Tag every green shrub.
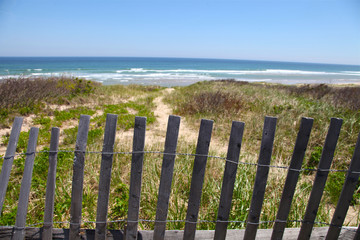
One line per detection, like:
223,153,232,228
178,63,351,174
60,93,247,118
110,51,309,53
303,146,323,175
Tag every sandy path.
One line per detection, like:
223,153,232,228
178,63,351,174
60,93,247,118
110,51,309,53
0,88,227,155
147,88,197,144
113,88,199,151
117,88,199,149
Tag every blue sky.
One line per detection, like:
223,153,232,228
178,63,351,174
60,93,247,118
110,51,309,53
0,0,359,65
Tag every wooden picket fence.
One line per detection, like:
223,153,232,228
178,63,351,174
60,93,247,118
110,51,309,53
0,114,360,240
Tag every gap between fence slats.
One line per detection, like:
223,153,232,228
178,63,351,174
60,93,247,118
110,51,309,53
325,130,360,240
69,115,91,240
271,117,314,240
95,114,118,240
183,119,214,240
244,116,277,240
12,127,39,240
43,127,60,240
0,117,23,213
126,116,147,240
298,117,343,240
214,121,245,240
153,115,181,240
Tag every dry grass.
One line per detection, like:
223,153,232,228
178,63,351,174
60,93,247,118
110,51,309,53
179,91,243,115
1,79,359,230
282,84,360,111
0,76,99,127
165,80,360,225
0,76,98,109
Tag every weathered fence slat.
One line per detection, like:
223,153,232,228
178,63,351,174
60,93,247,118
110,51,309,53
69,115,91,240
153,115,181,240
12,127,39,240
244,116,277,240
43,127,60,240
355,225,360,240
183,119,214,240
271,117,314,240
325,130,360,240
298,117,343,240
126,117,147,240
214,121,245,240
0,117,23,213
95,114,118,240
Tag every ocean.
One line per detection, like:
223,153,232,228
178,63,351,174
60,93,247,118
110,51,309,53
0,57,359,86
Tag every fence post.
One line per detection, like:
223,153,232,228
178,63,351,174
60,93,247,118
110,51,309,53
297,118,343,240
95,114,118,240
126,117,147,240
183,119,213,240
214,121,245,240
12,127,39,240
69,115,91,240
43,127,60,240
271,117,313,240
325,130,360,240
153,115,181,240
0,117,23,214
244,116,277,240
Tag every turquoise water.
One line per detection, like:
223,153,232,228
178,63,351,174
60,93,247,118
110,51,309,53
0,57,359,86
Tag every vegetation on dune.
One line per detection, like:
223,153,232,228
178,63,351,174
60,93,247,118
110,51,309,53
0,78,359,229
165,80,360,221
0,77,161,227
0,76,99,127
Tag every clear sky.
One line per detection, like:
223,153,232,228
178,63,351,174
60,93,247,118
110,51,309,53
0,0,359,65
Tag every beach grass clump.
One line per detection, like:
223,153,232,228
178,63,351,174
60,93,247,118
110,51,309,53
179,90,243,116
0,76,99,127
284,84,360,111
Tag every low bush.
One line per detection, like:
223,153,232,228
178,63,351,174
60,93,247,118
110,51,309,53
0,76,99,126
284,84,360,111
178,90,243,115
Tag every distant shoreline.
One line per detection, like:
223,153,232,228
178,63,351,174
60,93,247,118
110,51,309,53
1,57,359,86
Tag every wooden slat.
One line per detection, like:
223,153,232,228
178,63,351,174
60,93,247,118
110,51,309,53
183,119,213,240
354,225,360,240
126,116,147,240
298,117,343,240
153,115,181,240
12,127,39,240
271,117,314,240
214,121,245,240
0,117,23,213
244,116,277,240
69,115,91,240
43,127,60,240
1,227,356,240
325,130,360,240
95,114,118,240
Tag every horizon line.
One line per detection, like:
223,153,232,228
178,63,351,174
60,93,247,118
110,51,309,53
0,56,359,67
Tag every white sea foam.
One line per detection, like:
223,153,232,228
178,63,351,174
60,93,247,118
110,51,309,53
113,68,340,76
34,69,42,71
1,66,359,86
0,74,19,79
341,71,360,76
116,68,147,73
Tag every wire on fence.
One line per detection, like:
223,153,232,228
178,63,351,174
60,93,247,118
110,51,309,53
3,219,351,233
0,150,356,174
